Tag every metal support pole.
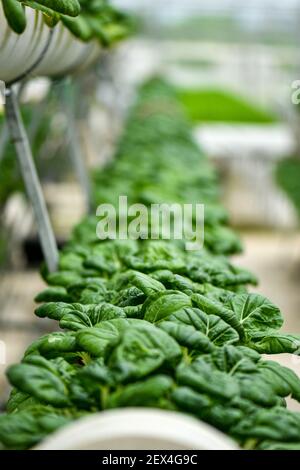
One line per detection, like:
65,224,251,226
0,123,8,163
4,86,59,272
0,83,26,163
61,79,93,213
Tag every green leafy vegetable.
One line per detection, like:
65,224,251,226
224,293,283,337
0,407,75,450
107,320,182,382
2,0,26,34
76,318,130,357
143,291,192,323
106,375,174,408
7,357,71,407
1,79,299,451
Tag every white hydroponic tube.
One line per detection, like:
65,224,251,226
0,4,100,83
35,409,238,450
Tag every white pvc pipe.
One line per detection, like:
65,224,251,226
0,5,100,83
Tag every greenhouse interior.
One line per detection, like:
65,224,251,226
1,0,300,453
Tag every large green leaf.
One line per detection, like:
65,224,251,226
152,270,203,295
191,293,244,337
3,0,26,34
46,271,82,287
250,332,300,355
6,389,40,413
143,290,192,323
224,293,283,336
61,14,93,41
259,441,300,450
108,320,182,381
112,270,165,296
58,252,84,271
106,375,174,408
7,358,71,407
158,321,215,354
60,304,126,331
258,360,300,402
35,302,85,321
176,358,239,400
171,386,211,415
207,346,297,408
24,332,77,358
209,345,258,375
168,307,239,346
231,407,300,442
76,318,130,357
66,278,107,304
35,286,72,303
111,287,146,308
35,302,126,331
123,244,186,273
0,407,75,450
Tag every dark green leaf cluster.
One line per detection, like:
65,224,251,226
1,79,300,450
1,0,132,45
92,80,243,255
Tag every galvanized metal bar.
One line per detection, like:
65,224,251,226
4,86,59,272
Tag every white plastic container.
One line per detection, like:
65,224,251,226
36,408,238,450
0,5,100,83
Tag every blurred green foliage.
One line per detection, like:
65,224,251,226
276,157,300,219
160,15,298,46
176,88,277,124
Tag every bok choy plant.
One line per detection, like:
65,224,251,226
1,79,300,450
